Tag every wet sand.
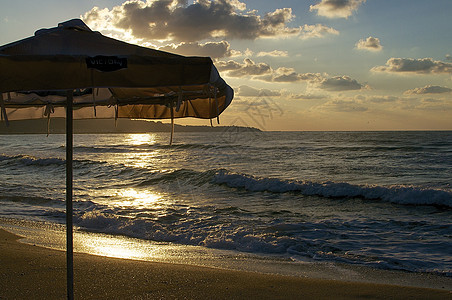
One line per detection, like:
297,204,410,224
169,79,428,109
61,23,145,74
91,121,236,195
0,229,450,299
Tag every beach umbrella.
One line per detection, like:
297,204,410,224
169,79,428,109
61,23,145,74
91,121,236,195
0,19,233,299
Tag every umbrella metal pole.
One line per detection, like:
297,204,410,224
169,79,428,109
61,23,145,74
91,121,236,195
66,90,74,300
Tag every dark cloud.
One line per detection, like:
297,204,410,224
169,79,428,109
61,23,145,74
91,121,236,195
355,36,382,52
310,0,366,19
83,0,303,42
317,76,364,91
372,58,452,74
404,85,452,95
159,41,232,59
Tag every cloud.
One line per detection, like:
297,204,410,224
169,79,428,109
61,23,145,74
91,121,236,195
446,54,452,61
231,48,254,57
236,85,281,97
322,99,368,112
421,98,442,103
372,58,452,74
352,95,399,103
272,67,317,82
260,67,326,83
82,0,305,42
367,95,398,103
404,85,452,95
216,58,271,76
257,50,288,57
310,0,366,19
222,61,327,83
355,36,382,52
300,24,339,39
216,58,365,91
418,98,452,111
159,41,232,59
290,94,327,100
317,76,365,91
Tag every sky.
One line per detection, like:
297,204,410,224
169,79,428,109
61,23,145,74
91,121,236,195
1,0,451,131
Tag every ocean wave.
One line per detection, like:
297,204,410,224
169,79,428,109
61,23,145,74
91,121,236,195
130,168,452,208
0,153,113,170
0,195,62,206
135,169,218,187
0,154,65,166
73,209,303,253
72,208,451,276
212,170,452,208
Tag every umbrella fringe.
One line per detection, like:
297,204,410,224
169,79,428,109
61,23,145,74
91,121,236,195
91,70,97,117
0,93,9,127
92,89,97,117
44,103,55,136
208,92,213,127
169,100,174,146
214,87,220,125
115,105,118,127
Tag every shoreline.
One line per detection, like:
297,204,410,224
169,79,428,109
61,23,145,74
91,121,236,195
1,228,451,299
2,218,452,290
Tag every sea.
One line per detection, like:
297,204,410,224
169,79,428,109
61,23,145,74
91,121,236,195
1,131,451,286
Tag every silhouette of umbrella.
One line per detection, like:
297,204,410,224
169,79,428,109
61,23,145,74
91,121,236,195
0,19,233,299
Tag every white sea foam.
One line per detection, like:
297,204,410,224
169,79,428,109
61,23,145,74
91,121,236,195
69,206,452,277
212,170,452,207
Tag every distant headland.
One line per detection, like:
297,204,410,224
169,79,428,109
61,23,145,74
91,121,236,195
0,118,261,134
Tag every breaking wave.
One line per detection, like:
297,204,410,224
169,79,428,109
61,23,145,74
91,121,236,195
212,170,452,208
72,203,452,276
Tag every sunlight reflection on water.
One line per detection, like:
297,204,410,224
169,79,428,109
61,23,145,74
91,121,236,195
126,133,157,146
114,188,163,209
76,232,161,260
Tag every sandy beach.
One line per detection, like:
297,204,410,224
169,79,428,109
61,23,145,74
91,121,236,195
0,229,450,299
